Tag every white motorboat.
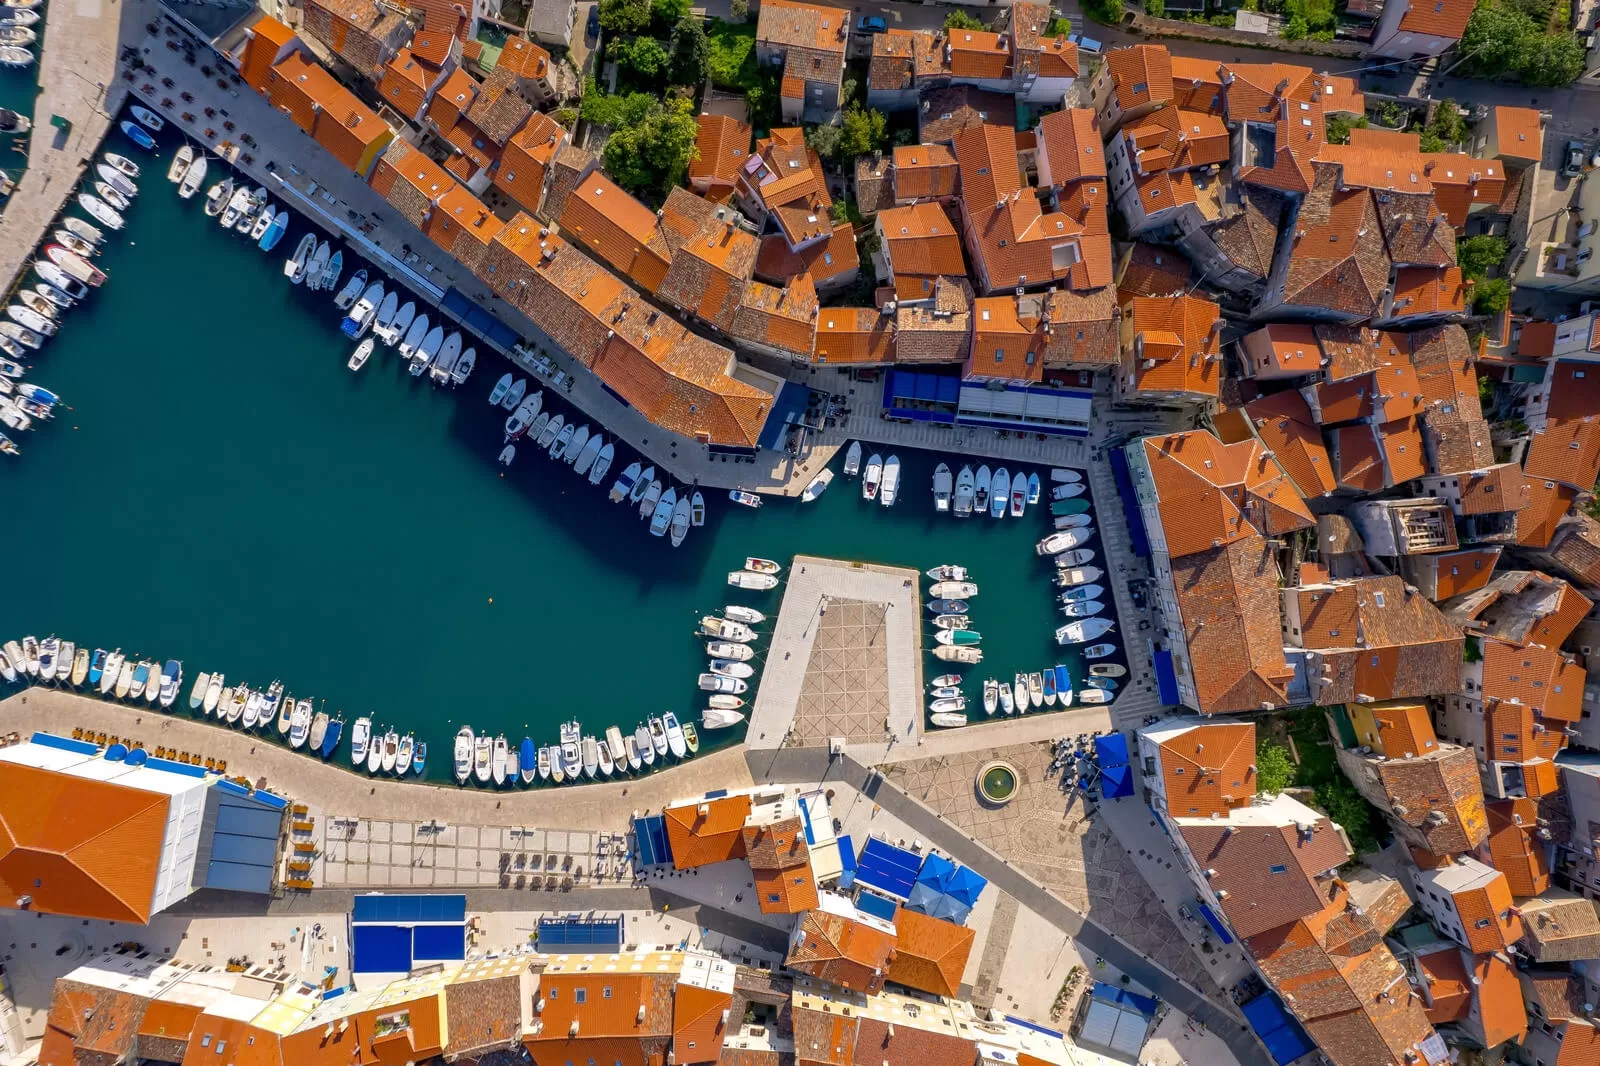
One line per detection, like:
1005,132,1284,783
580,734,600,779
982,679,998,715
489,373,514,406
371,291,398,337
725,604,765,625
1091,663,1128,678
1055,549,1097,568
650,487,678,537
158,660,181,708
18,290,57,320
1010,476,1028,518
802,469,834,502
1056,617,1115,645
707,641,753,661
320,250,343,292
843,440,862,476
699,673,748,694
409,325,444,374
702,706,745,729
930,697,966,715
96,164,137,200
636,476,664,519
1060,600,1105,618
498,444,516,466
729,489,762,508
396,734,415,775
430,331,463,385
929,580,978,599
289,700,313,749
728,570,778,590
700,614,754,642
573,432,604,476
202,670,223,713
348,338,374,371
77,193,124,230
710,659,754,679
932,462,952,511
98,650,124,694
990,469,1010,518
384,302,416,347
549,420,576,459
188,670,210,710
6,304,55,336
1075,689,1111,705
31,283,72,311
204,177,233,218
505,393,542,439
537,413,565,450
452,347,476,387
351,716,372,766
285,233,316,282
691,491,706,526
635,724,656,767
1054,513,1094,529
37,637,58,681
474,733,493,782
343,283,384,340
862,453,883,500
588,441,615,485
219,185,250,229
1037,529,1092,555
562,423,590,464
0,323,40,351
1059,583,1106,603
953,465,976,517
623,735,643,771
304,242,330,291
92,181,130,212
453,726,474,783
61,217,104,245
53,230,98,259
664,713,688,758
333,268,368,310
608,457,640,499
224,684,248,723
933,645,982,664
234,190,264,233
178,153,207,199
500,377,528,412
130,104,165,131
1051,468,1083,483
1012,674,1030,712
104,151,140,179
669,491,692,546
931,712,967,728
164,145,192,182
241,689,262,728
927,564,968,581
1052,483,1087,500
973,465,991,513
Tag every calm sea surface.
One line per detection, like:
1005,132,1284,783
0,125,1117,781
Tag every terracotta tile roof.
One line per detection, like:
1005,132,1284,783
411,0,470,65
1331,424,1384,491
1375,414,1428,484
743,816,818,914
1116,242,1190,299
1397,0,1473,40
895,276,973,364
1321,75,1365,117
1309,359,1425,425
496,34,550,81
1520,895,1600,962
1390,266,1466,318
919,87,1015,145
757,0,850,58
1141,430,1314,558
1521,970,1588,1022
1485,798,1551,897
1526,418,1600,491
691,114,753,192
1036,108,1104,188
527,969,674,1063
1179,814,1349,939
1515,476,1577,550
1168,54,1223,112
1124,293,1222,398
787,907,896,992
1103,44,1173,113
884,909,973,997
1123,104,1229,173
378,49,434,119
560,171,673,293
1282,171,1390,318
792,1002,859,1066
1545,359,1600,424
371,138,458,230
1416,948,1471,1024
1371,702,1438,759
850,1014,973,1066
1156,721,1257,817
1469,951,1526,1048
303,0,406,76
660,220,760,332
1242,390,1336,498
891,144,959,201
267,52,392,172
493,111,565,214
42,980,151,1066
674,980,733,1064
1207,185,1284,282
1320,132,1505,230
1374,192,1456,268
1481,638,1585,722
445,966,526,1059
434,184,502,271
239,16,297,95
592,331,775,449
755,223,858,289
814,308,894,364
663,796,754,868
1449,867,1523,954
1313,324,1394,382
1494,105,1543,163
868,28,917,92
730,275,819,358
947,28,1011,80
1371,742,1486,856
1032,33,1079,78
879,202,967,279
0,761,171,922
463,66,533,145
1167,538,1296,714
1242,322,1319,377
854,156,894,218
1428,547,1501,599
1037,287,1119,366
427,67,477,129
969,295,1043,382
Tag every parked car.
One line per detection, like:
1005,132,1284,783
1069,31,1102,53
856,15,887,32
586,4,600,39
1564,141,1587,177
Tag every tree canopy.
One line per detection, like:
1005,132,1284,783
944,9,986,30
652,0,690,27
670,17,711,86
839,104,888,158
1255,740,1297,795
599,0,651,34
601,92,701,198
1459,0,1586,86
1458,234,1509,280
609,35,670,85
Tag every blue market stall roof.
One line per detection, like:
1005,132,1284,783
539,915,624,949
197,781,286,894
1241,992,1314,1065
855,837,923,900
837,833,857,888
1100,764,1135,799
904,853,987,924
1153,649,1181,707
1196,902,1235,945
1094,733,1130,768
1077,982,1158,1059
351,893,468,974
1107,449,1151,558
634,814,672,867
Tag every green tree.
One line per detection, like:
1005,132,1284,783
599,0,652,33
1472,276,1512,315
1145,0,1165,16
1084,0,1124,22
609,35,670,83
944,9,986,30
1458,234,1509,280
670,17,710,85
652,0,689,27
1313,780,1383,855
838,104,888,158
1460,0,1530,75
1255,740,1297,794
1518,30,1587,85
602,93,701,196
1430,98,1467,146
1283,13,1307,36
806,122,843,159
580,79,659,126
1046,14,1072,33
729,0,748,19
1326,114,1369,144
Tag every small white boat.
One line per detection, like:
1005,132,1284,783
371,291,399,338
1052,483,1087,500
930,580,978,599
498,444,516,466
289,700,313,749
158,660,181,708
1055,549,1097,568
285,233,316,282
539,744,553,780
38,636,58,681
581,735,600,779
635,724,656,766
1059,600,1106,618
745,557,781,575
703,706,746,729
451,348,476,387
927,564,968,581
1057,617,1115,645
537,413,565,451
691,491,706,526
701,615,755,642
610,460,642,503
379,730,399,773
384,301,416,347
932,463,952,512
710,659,754,679
1010,477,1028,518
396,734,415,775
204,177,234,218
862,453,883,500
729,489,762,508
606,726,628,775
517,409,549,445
650,486,678,537
177,153,207,199
664,713,688,758
562,423,591,464
669,492,692,546
6,304,55,336
1051,468,1083,483
475,733,493,782
76,194,124,231
203,670,223,713
397,312,429,358
637,477,664,518
429,332,463,384
843,441,862,476
990,469,1010,518
53,231,98,259
933,645,982,664
304,242,330,291
454,726,474,783
333,269,368,311
250,204,277,241
344,282,384,340
954,466,975,517
351,717,372,767
587,442,615,485
219,185,250,229
163,146,189,183
930,697,966,715
61,217,104,246
366,730,385,772
1055,513,1094,529
95,164,137,200
320,249,344,292
699,673,748,694
1038,530,1092,555
983,679,998,715
1059,584,1106,603
348,338,374,371
707,641,753,661
931,712,967,729
725,604,766,625
189,670,210,709
1013,674,1030,712
92,181,130,212
1076,689,1111,705
130,104,165,131
729,570,778,590
974,465,991,513
18,290,57,320
802,469,834,502
500,378,528,413
489,373,514,406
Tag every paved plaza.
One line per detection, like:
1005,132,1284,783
320,819,632,890
791,599,895,747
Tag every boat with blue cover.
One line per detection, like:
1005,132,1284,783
321,716,343,758
258,211,288,251
118,121,155,150
520,738,536,784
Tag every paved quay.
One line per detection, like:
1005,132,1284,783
0,0,128,291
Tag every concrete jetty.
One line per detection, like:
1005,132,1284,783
0,0,127,291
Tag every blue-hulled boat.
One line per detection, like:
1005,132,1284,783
87,648,106,687
1053,664,1071,695
319,715,343,758
118,121,155,150
413,740,427,775
1042,669,1056,704
259,212,288,252
520,738,536,784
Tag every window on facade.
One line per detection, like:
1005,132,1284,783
603,987,612,999
576,989,587,1003
1475,918,1492,929
1269,864,1287,874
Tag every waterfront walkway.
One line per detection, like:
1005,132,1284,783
0,0,127,291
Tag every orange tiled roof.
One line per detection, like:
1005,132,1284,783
886,909,974,997
0,761,170,922
1481,638,1585,723
560,171,673,293
892,143,960,201
674,980,732,1065
1397,0,1473,40
496,34,550,81
755,223,859,289
1141,430,1313,558
1484,798,1550,897
814,308,894,364
378,49,433,119
742,817,818,915
787,907,897,993
493,111,565,214
969,295,1043,383
756,0,850,56
690,114,753,192
1429,547,1501,599
267,51,390,172
1282,169,1390,319
238,15,296,94
1102,44,1172,113
1125,292,1221,398
947,29,1011,80
1242,390,1336,498
1472,951,1527,1048
879,202,967,278
1390,266,1466,318
1157,720,1256,816
1243,322,1320,376
1452,868,1523,954
664,795,754,868
1525,418,1600,491
1036,108,1105,187
1494,105,1543,161
1417,948,1471,1024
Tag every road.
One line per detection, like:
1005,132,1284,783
747,749,1274,1066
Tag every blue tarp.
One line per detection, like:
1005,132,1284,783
440,289,520,352
756,381,811,451
1095,733,1130,768
539,916,625,949
1241,993,1315,1065
634,815,672,867
352,925,412,974
1107,449,1151,558
914,853,956,888
352,894,467,924
1101,764,1135,799
1091,982,1158,1019
1153,650,1180,707
855,838,922,900
837,833,856,888
413,924,467,961
855,892,899,922
1196,903,1235,945
31,732,98,754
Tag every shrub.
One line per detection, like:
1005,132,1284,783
706,18,757,89
1256,740,1296,794
1458,234,1509,280
1145,0,1165,16
1326,114,1369,144
652,0,689,27
806,123,842,159
839,104,888,158
944,10,986,30
1046,14,1072,33
1472,277,1512,315
729,0,748,18
599,0,651,34
609,35,670,85
1084,0,1125,21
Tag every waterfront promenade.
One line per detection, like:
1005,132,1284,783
0,0,127,292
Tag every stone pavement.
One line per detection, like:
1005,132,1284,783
0,0,128,291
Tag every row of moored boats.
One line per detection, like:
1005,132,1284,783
0,0,40,70
451,712,704,787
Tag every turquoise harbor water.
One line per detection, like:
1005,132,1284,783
0,126,1120,781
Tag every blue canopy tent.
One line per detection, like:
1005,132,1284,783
855,838,922,900
944,865,987,908
1241,993,1314,1065
1101,764,1135,799
1094,733,1130,768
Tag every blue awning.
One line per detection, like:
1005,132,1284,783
1095,733,1129,768
352,893,466,924
1196,902,1235,944
125,747,148,766
633,815,672,867
539,916,625,948
856,837,921,900
855,892,899,922
914,853,955,888
1101,764,1135,799
352,925,412,974
1241,992,1315,1065
1153,650,1180,707
1107,449,1151,558
944,865,986,906
30,732,98,754
413,924,467,961
756,380,811,451
837,833,856,888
